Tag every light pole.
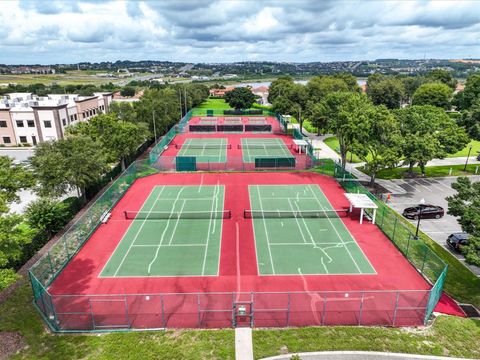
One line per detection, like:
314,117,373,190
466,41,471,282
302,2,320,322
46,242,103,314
152,110,157,145
414,198,425,240
464,144,473,171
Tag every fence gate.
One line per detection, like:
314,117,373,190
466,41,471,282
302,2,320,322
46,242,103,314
89,297,130,330
176,156,196,171
233,302,253,327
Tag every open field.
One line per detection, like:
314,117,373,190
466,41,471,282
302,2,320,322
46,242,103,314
0,70,148,86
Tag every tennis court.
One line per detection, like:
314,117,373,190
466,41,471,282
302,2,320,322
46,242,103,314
241,138,294,163
248,184,376,275
100,185,228,277
176,138,229,163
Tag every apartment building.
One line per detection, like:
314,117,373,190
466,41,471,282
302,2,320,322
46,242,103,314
0,92,112,146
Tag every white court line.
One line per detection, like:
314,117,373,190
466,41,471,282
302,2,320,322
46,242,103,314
256,185,276,274
113,186,166,276
132,244,205,247
286,198,309,244
290,198,333,264
147,187,186,274
201,183,220,275
307,184,362,274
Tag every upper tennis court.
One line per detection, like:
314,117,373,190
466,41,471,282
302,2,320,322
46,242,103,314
241,138,294,163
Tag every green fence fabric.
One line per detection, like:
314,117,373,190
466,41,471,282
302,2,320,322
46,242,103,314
176,156,197,171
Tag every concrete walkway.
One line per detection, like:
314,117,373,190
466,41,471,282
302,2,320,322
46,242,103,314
261,351,476,360
236,328,254,360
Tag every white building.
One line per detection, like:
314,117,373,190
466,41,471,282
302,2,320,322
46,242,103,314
0,92,113,146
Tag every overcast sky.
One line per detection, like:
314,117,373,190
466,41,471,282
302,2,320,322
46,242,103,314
1,0,480,65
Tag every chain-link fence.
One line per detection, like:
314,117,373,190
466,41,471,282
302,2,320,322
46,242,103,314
327,161,448,323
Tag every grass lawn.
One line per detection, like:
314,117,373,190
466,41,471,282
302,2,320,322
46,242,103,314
253,316,480,359
1,278,479,360
323,136,373,163
0,280,235,360
360,164,480,180
448,140,480,158
196,98,233,110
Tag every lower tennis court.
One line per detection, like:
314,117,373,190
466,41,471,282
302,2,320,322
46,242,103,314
176,138,228,163
241,138,294,163
100,185,228,277
248,184,376,275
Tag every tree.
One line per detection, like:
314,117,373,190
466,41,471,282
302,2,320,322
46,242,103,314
30,136,108,202
306,75,350,103
394,105,469,175
120,86,136,97
0,156,34,213
401,76,427,103
446,177,480,266
455,74,480,110
366,77,405,109
425,69,457,90
412,83,453,109
268,76,294,104
271,83,308,132
225,87,256,109
25,198,72,237
319,92,372,170
458,98,480,140
68,114,149,170
0,214,34,268
354,105,403,185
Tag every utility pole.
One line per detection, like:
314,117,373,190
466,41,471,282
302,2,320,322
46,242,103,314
152,110,157,144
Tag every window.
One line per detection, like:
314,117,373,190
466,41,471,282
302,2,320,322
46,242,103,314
16,120,24,127
27,120,35,127
62,119,66,126
19,136,27,143
0,121,7,127
2,136,11,144
70,115,74,122
44,120,52,128
74,114,78,121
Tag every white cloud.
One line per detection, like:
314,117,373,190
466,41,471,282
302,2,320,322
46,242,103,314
0,0,479,64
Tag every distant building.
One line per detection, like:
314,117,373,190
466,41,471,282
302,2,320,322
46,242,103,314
251,86,270,105
209,87,235,97
0,92,112,146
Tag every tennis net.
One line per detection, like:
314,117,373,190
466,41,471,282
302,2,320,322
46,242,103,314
175,144,232,149
244,209,348,219
238,144,293,149
125,210,232,220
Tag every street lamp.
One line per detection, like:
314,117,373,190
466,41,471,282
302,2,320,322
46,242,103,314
464,144,473,171
414,198,425,240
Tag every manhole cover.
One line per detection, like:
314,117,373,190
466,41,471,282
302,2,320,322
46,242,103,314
459,304,480,318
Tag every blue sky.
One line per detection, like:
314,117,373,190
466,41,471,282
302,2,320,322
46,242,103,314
1,0,480,65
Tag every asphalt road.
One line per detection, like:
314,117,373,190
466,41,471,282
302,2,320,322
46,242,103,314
387,176,480,276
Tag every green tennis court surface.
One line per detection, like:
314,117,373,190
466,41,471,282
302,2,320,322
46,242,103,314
248,184,376,275
177,138,228,163
241,138,294,163
100,185,225,277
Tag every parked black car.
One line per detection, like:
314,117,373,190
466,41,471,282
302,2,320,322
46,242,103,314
402,204,444,220
446,232,469,252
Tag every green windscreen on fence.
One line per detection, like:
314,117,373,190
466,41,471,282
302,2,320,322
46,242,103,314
255,157,296,168
176,156,196,171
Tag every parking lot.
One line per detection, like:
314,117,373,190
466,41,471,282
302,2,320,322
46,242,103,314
387,176,480,276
